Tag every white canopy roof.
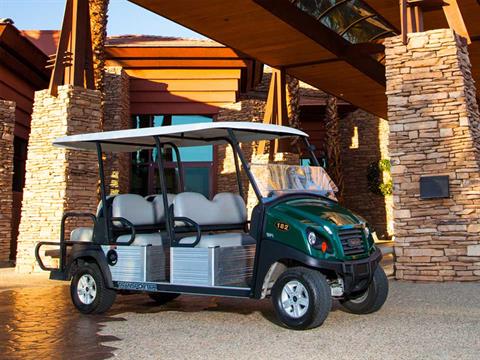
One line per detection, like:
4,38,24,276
53,121,308,152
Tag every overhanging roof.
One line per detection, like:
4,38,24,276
53,121,308,152
130,0,390,117
130,0,480,119
0,24,50,89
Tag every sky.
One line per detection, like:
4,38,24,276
1,0,205,38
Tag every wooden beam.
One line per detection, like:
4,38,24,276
401,0,408,44
344,43,386,58
413,5,424,32
407,0,446,12
0,47,48,90
48,0,72,96
0,24,50,80
105,58,250,68
48,0,95,96
254,0,386,87
400,0,426,44
124,68,242,80
442,0,471,44
257,68,289,155
105,47,247,59
400,0,470,45
84,5,95,90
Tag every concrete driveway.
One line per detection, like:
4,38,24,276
0,271,479,360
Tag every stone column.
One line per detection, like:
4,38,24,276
385,29,480,281
103,66,131,194
0,100,15,265
16,86,102,273
340,109,393,239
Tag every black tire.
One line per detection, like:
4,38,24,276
271,267,332,330
340,265,389,314
70,262,116,314
148,292,180,305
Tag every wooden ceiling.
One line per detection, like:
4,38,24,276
129,0,479,119
129,0,389,118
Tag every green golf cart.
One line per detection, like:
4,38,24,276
35,121,388,330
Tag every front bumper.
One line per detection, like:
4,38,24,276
318,248,383,295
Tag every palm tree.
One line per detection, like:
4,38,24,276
88,0,109,198
89,0,109,97
286,74,301,129
325,95,343,201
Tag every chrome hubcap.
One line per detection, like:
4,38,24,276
281,280,309,319
77,274,97,305
349,288,369,304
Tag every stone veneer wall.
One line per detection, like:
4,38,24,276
16,86,102,273
385,29,480,281
0,100,15,264
104,67,131,194
340,109,393,238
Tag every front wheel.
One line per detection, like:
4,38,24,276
271,267,332,330
340,265,389,314
70,262,116,314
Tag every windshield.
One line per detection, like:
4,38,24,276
250,164,338,200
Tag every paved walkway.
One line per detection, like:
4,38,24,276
0,269,479,360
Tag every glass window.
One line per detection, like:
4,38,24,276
171,115,213,162
184,167,211,196
292,0,395,49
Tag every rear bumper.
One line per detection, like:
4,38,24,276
318,248,383,295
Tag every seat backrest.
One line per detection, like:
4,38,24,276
146,194,176,223
96,195,116,218
112,194,155,226
173,192,247,226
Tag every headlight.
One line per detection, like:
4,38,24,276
364,226,370,238
307,231,317,246
307,230,332,253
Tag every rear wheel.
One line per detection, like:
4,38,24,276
340,265,389,314
70,262,116,314
272,267,332,330
148,292,180,305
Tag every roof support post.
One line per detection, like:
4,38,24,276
48,0,95,96
154,136,175,243
96,142,112,243
257,68,289,156
442,0,471,44
400,0,425,45
400,0,470,45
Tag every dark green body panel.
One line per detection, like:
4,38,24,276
263,197,375,262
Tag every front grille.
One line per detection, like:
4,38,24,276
338,227,366,256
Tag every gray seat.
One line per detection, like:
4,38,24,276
70,227,94,242
146,194,176,223
69,194,168,246
69,196,117,242
174,192,254,248
173,192,247,226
